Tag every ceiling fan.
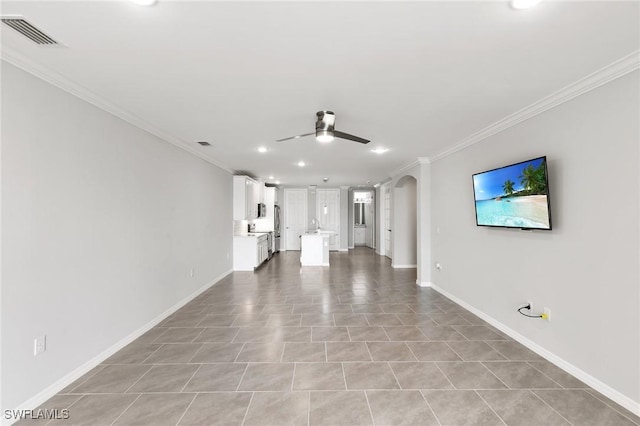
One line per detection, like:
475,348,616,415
276,111,370,144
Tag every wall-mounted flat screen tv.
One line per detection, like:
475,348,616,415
472,156,552,230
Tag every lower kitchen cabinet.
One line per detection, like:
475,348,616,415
233,235,269,271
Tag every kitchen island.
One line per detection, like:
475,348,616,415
300,232,332,266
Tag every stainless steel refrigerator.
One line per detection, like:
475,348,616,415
274,204,281,253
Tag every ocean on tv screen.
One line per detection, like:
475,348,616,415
475,196,550,228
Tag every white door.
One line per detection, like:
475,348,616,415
384,187,392,258
316,189,340,250
284,189,307,251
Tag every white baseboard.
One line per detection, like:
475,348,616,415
348,245,355,249
8,269,232,424
338,249,348,252
429,283,640,417
392,264,416,269
416,280,433,287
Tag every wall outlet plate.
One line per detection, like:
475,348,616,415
34,335,46,356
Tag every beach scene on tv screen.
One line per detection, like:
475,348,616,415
473,157,550,229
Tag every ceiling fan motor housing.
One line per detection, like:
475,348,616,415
316,111,335,140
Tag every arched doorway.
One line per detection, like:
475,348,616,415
392,175,417,268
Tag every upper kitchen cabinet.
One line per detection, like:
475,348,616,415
233,176,263,220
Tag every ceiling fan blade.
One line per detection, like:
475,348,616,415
275,132,315,142
334,130,370,144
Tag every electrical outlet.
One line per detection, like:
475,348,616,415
543,307,551,321
435,262,442,271
190,268,194,278
34,335,46,356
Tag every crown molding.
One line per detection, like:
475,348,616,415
1,47,234,174
390,159,419,179
428,50,640,163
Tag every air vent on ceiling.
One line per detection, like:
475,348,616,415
197,141,211,146
1,17,59,45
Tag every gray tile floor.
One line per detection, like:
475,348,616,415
20,249,640,425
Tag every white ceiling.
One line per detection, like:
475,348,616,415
2,1,638,186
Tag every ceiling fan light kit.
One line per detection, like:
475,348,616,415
277,111,370,144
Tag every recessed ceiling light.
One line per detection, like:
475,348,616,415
323,177,329,182
269,176,275,180
129,0,157,6
275,181,280,184
371,147,388,154
297,161,306,167
511,0,542,10
258,147,268,153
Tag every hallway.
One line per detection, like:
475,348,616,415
22,248,639,425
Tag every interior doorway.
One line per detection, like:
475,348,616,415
384,186,392,259
352,190,375,250
392,176,417,268
316,188,340,250
283,188,307,251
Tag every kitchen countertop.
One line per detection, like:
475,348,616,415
235,232,271,237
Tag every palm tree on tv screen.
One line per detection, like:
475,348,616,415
520,164,537,191
502,179,515,196
519,160,547,195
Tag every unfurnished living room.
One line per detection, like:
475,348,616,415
1,1,639,425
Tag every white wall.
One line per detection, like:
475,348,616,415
1,63,233,411
430,72,639,407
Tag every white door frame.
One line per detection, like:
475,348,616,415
351,189,375,250
316,188,340,250
381,184,392,259
283,188,308,251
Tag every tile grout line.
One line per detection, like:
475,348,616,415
233,343,247,363
473,390,508,426
386,361,403,390
583,389,640,425
109,393,143,426
185,343,205,364
122,365,154,394
417,390,443,426
240,392,255,426
363,389,377,426
235,363,250,391
443,342,465,362
528,389,576,426
139,344,166,364
478,361,517,390
179,364,203,393
173,392,198,426
291,362,297,392
432,362,457,390
525,360,571,389
340,362,348,390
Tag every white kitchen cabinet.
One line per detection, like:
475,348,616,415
233,176,262,220
233,234,268,271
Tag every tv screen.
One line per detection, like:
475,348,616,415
472,156,552,230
